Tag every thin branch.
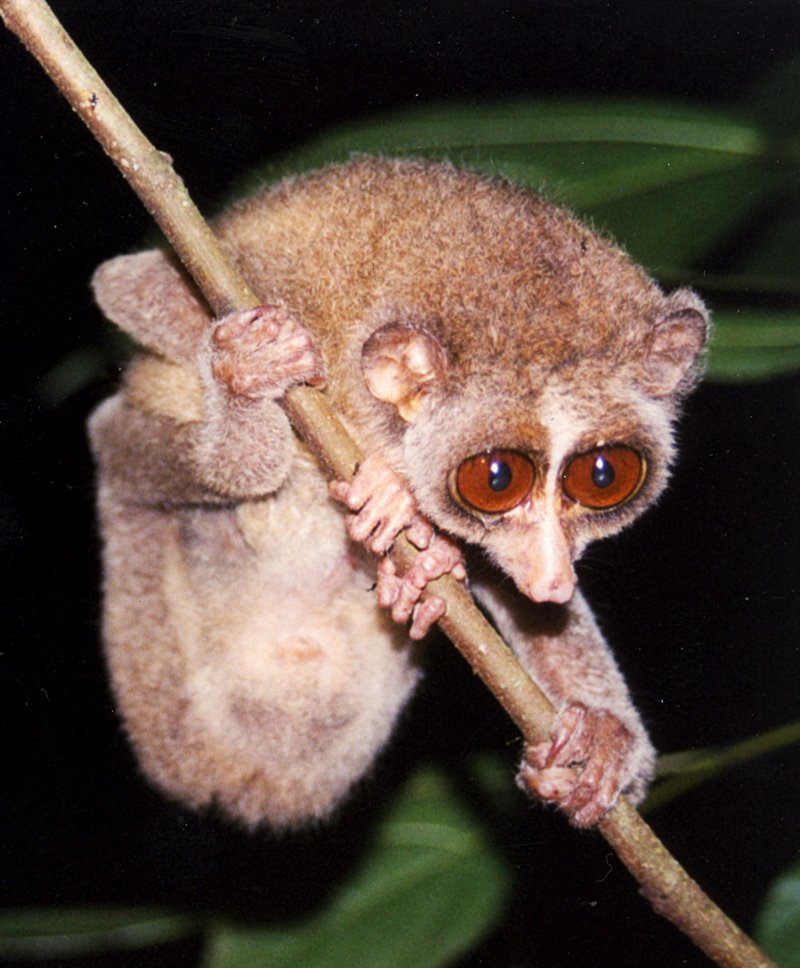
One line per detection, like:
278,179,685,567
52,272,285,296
0,2,776,966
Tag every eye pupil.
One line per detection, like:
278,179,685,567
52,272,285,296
591,455,615,489
489,459,512,491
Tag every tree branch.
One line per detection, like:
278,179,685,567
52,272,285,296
0,2,776,965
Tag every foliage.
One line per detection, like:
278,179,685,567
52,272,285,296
2,725,796,963
0,908,200,960
201,769,512,968
756,860,800,968
0,767,512,965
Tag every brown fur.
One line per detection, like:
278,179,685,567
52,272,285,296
89,157,708,828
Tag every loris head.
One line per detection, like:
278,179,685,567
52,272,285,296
330,160,710,605
361,287,706,604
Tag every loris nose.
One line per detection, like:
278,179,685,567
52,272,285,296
522,514,576,604
525,569,575,605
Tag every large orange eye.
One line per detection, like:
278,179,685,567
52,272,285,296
454,449,535,514
562,446,644,510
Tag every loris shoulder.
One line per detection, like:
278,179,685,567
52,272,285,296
89,156,708,829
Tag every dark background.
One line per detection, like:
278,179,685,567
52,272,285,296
1,1,799,966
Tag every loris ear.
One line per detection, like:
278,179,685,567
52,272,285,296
640,289,709,397
361,321,449,422
92,249,211,363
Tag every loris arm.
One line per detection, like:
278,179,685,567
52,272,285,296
470,567,655,827
90,250,323,507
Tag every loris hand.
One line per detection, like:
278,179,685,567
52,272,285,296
517,703,640,828
211,304,325,399
329,456,466,638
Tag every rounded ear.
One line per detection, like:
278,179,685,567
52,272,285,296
640,289,709,397
361,321,448,422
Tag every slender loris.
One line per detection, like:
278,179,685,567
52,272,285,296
89,156,708,829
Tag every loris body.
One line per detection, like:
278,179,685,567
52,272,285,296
89,157,707,829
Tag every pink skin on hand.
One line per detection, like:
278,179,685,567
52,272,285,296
517,702,635,828
211,304,325,399
329,456,466,638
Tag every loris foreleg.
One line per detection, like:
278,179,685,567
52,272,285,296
471,573,656,828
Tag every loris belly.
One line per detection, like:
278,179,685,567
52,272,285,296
90,156,708,829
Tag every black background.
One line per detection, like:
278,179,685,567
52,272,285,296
1,2,799,966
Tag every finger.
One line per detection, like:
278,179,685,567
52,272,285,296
347,457,403,510
347,507,384,544
213,307,270,344
523,740,551,771
405,515,433,550
391,574,424,624
408,595,446,639
524,765,577,802
547,703,591,767
376,557,401,607
364,515,401,554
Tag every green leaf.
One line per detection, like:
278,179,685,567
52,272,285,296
203,767,512,968
38,345,108,405
249,97,765,179
707,310,800,382
756,860,800,968
584,161,775,269
0,908,199,960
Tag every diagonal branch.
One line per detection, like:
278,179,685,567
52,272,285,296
0,2,776,966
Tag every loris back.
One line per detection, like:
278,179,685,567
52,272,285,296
90,157,707,829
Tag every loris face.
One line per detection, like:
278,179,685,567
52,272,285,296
406,381,668,605
359,293,705,606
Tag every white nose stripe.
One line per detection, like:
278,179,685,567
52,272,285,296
525,513,575,604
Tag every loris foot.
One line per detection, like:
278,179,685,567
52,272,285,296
517,703,639,828
375,535,465,639
211,304,325,399
329,456,466,638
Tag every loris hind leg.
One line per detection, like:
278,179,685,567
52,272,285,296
115,559,422,829
330,456,466,639
203,619,419,827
